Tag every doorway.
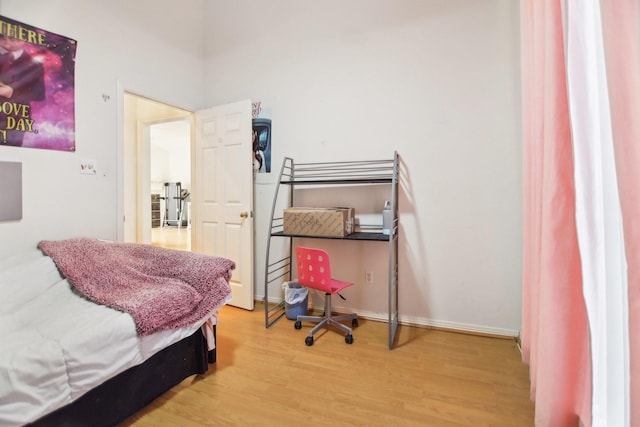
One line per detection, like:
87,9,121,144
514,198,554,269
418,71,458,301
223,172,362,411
122,92,192,250
150,120,191,251
121,94,256,310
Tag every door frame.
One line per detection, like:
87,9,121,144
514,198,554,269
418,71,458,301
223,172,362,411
116,85,256,310
116,83,192,244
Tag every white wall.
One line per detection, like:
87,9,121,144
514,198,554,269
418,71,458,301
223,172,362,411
0,0,523,335
0,0,206,255
204,0,523,334
150,121,191,191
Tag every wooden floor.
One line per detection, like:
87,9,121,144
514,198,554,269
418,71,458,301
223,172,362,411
121,303,534,426
151,226,190,251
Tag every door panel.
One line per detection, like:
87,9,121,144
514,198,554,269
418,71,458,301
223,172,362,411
194,100,254,310
202,147,217,202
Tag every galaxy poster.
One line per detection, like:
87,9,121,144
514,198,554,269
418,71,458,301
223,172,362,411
0,16,76,151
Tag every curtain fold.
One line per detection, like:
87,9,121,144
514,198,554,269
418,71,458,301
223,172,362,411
598,2,640,426
521,0,592,425
566,0,627,425
522,0,639,425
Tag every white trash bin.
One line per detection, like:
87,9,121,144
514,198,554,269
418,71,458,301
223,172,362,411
282,281,308,320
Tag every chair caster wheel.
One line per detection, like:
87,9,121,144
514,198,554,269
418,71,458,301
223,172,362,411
294,320,302,330
352,318,359,328
305,336,314,346
345,334,354,344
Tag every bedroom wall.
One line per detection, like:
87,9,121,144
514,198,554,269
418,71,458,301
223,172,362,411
0,0,523,336
0,1,206,254
203,0,523,334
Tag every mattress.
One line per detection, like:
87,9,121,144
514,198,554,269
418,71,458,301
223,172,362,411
0,249,218,426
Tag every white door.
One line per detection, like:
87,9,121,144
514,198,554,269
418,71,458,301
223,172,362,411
193,100,254,310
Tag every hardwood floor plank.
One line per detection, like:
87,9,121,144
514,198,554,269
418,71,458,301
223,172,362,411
121,303,534,426
151,226,190,251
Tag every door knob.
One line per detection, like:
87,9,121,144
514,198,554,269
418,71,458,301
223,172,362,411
240,211,249,218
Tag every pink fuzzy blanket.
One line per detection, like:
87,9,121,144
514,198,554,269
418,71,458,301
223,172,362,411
38,238,234,335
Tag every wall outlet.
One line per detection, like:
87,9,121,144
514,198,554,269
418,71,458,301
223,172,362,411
365,271,374,284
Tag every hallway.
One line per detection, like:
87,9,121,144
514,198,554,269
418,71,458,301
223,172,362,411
151,226,190,251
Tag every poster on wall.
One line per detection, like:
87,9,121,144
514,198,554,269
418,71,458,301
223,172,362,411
0,15,77,151
252,101,271,174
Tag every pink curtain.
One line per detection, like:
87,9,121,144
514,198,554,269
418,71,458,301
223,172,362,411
520,1,592,425
523,0,640,424
599,2,640,425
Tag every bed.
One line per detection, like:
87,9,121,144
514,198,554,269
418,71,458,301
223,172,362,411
0,238,234,426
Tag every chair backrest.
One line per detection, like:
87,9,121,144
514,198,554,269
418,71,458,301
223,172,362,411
295,246,334,293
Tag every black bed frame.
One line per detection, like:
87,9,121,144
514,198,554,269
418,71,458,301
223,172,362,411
28,326,216,427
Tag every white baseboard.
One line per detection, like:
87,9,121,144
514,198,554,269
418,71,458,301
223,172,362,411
350,309,518,338
256,296,519,338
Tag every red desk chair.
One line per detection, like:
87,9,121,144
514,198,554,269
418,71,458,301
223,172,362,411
294,246,359,346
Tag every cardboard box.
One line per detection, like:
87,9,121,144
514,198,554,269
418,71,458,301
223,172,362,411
283,207,354,237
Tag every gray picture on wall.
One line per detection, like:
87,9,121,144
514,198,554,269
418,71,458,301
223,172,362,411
0,161,22,220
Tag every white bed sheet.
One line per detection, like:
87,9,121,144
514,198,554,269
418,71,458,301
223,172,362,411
0,249,215,426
